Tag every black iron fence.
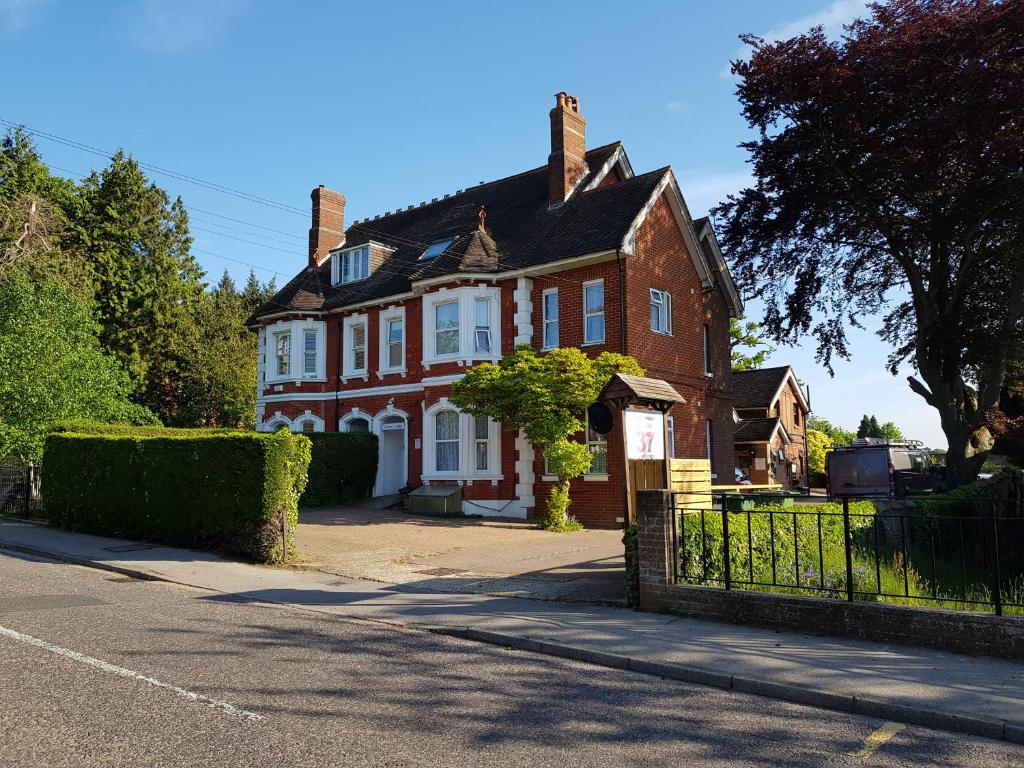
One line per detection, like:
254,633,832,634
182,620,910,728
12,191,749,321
0,466,30,517
675,492,1023,616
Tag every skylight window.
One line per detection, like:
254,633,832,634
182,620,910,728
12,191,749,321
419,238,455,260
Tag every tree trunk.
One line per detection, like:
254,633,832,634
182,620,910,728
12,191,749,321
908,374,995,489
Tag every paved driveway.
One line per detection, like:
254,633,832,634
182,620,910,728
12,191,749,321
295,506,626,604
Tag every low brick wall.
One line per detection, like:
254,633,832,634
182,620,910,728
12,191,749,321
636,490,1024,660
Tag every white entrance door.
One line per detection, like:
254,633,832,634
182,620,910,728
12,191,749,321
377,417,407,496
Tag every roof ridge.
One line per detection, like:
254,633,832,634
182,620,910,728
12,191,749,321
348,142,627,228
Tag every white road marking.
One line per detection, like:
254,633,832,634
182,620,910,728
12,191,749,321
849,721,906,758
0,623,262,721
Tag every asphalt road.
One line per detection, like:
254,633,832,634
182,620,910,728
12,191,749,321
0,551,1020,768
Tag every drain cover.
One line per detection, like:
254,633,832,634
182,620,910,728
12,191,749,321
415,567,468,576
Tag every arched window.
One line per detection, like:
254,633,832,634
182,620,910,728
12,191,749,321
344,416,370,433
299,421,316,434
434,410,460,472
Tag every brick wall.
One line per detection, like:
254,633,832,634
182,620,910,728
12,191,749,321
635,489,1024,659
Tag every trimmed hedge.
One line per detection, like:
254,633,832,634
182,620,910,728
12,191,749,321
43,425,310,563
301,432,379,507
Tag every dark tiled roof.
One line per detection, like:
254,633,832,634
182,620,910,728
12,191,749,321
600,373,685,405
734,417,783,443
251,143,668,320
731,366,793,410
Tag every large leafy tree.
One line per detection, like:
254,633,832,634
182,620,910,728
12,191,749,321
174,272,262,428
70,151,204,420
715,0,1024,486
0,271,157,464
452,346,642,530
808,417,855,446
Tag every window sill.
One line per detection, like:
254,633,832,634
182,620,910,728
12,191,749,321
581,340,605,347
341,372,369,382
584,474,610,482
265,377,327,385
376,368,407,378
651,329,673,337
421,473,504,482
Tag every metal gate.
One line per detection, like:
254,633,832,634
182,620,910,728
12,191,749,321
0,466,29,517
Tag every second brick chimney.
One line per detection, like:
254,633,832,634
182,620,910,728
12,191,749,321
308,185,346,270
548,92,587,205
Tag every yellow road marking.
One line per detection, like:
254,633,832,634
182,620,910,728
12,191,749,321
849,721,906,758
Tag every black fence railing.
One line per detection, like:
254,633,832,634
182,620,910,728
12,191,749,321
675,492,1023,616
0,466,30,517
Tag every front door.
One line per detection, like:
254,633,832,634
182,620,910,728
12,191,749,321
377,417,407,495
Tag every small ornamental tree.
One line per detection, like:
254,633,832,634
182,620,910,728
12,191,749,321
451,346,643,531
806,428,831,477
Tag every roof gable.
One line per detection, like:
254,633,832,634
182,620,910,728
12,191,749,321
732,366,809,413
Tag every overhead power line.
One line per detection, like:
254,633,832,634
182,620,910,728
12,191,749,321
1,117,307,216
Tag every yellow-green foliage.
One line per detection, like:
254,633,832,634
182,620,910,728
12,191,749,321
807,428,832,475
43,423,310,563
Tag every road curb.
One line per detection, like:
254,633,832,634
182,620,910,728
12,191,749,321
2,538,1021,746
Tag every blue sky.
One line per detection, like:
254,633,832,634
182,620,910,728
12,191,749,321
0,0,944,447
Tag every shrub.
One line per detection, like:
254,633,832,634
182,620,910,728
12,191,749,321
300,432,379,507
43,425,310,563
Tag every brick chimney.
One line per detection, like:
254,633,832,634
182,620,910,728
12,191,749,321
308,185,345,270
548,92,587,205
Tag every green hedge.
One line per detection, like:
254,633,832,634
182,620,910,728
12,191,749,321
301,432,379,507
43,425,310,563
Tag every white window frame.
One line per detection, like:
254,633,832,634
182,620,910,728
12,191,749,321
434,300,461,358
706,418,714,462
273,330,291,377
473,297,492,354
585,410,609,475
583,279,605,345
263,319,326,383
473,415,490,471
422,400,502,481
433,409,461,473
343,313,368,378
667,416,676,459
421,286,502,365
541,288,559,350
377,306,406,375
303,329,318,376
650,289,672,335
332,245,370,285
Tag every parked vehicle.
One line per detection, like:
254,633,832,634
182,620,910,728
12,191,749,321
826,438,938,497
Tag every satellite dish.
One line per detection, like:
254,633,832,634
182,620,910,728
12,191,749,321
587,403,613,435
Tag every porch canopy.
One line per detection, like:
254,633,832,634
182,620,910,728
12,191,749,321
598,373,685,412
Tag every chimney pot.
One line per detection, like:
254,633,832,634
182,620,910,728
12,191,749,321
548,91,587,205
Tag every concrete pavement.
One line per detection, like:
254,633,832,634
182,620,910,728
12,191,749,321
5,551,1020,767
1,517,1023,746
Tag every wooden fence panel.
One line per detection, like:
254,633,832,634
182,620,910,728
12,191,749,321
670,458,713,516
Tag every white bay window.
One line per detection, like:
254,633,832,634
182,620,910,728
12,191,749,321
264,319,326,382
423,401,501,480
422,286,502,364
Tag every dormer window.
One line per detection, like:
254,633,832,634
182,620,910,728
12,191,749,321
333,245,370,285
419,238,455,261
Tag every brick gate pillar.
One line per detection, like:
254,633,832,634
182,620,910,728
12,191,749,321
636,489,675,610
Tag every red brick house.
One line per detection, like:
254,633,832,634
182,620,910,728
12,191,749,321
248,92,743,528
733,366,811,489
